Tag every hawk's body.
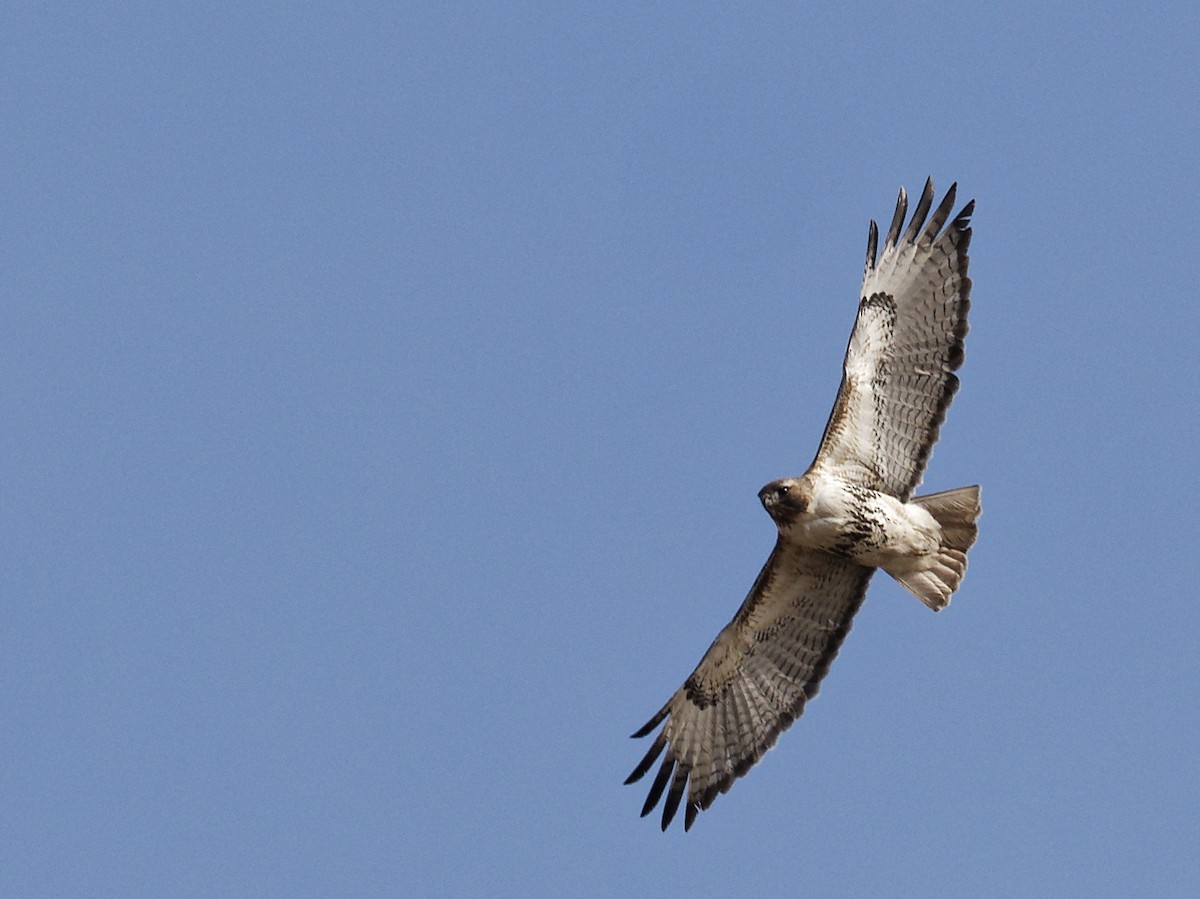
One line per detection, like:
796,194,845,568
626,179,981,831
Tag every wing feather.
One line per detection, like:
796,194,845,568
626,542,873,830
811,179,973,499
864,219,879,272
900,177,935,244
883,185,907,251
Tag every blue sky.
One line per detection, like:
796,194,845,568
5,3,1199,896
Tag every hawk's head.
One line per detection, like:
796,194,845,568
759,477,810,526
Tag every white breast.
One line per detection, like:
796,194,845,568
782,473,940,564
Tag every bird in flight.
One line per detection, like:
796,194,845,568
626,179,980,831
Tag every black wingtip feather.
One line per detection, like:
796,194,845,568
865,219,879,271
660,766,688,831
955,199,976,230
630,706,667,739
883,186,907,250
624,733,666,785
901,177,936,245
924,183,958,241
641,754,674,818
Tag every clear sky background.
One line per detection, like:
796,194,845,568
5,3,1199,897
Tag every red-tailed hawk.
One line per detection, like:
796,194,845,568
626,179,980,831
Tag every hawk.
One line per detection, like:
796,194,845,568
626,179,980,831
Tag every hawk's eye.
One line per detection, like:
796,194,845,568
777,485,790,498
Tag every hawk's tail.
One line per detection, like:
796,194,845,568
893,486,981,611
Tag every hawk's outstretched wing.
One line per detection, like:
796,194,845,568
625,543,873,830
811,179,973,500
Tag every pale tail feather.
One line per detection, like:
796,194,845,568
892,485,981,611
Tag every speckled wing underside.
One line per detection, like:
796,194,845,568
811,179,973,501
625,543,873,830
